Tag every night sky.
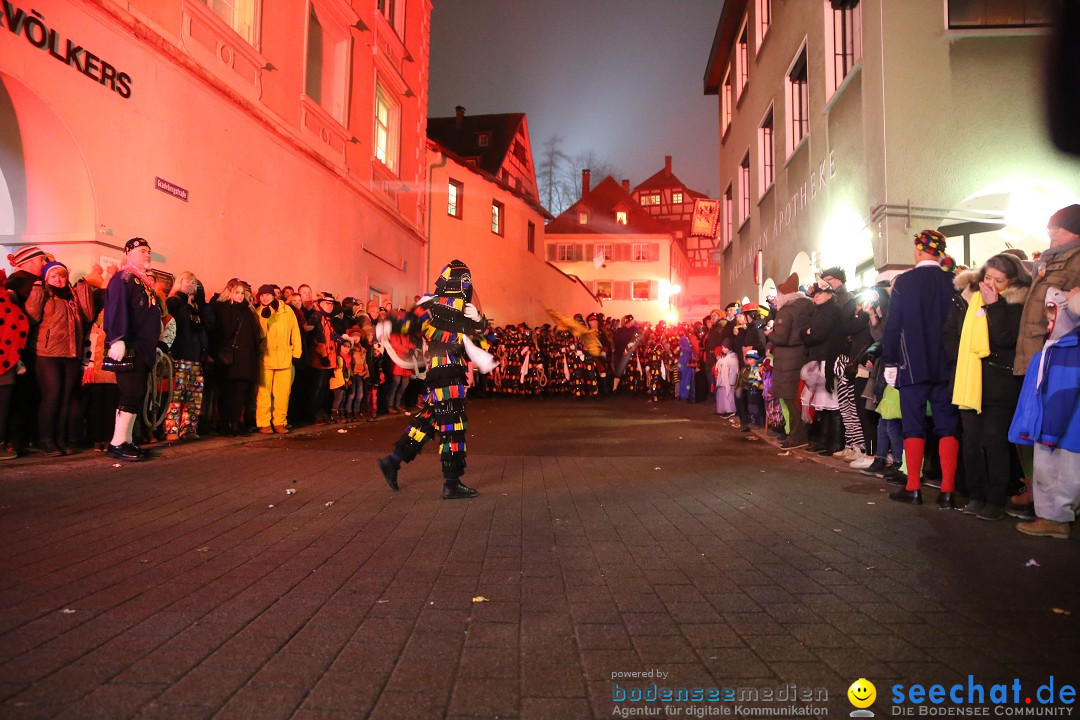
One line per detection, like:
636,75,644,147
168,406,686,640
428,0,721,200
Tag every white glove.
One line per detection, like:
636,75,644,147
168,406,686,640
464,303,480,322
883,366,897,387
108,340,127,362
375,320,391,344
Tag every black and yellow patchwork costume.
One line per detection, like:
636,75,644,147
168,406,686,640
379,260,489,496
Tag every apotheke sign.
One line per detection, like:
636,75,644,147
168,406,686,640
1,2,133,98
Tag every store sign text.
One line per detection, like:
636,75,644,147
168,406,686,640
1,3,133,98
728,150,837,284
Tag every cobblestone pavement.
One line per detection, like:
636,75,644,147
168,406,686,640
1,396,1077,720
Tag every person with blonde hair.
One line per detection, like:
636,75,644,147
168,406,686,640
211,279,259,436
164,271,212,441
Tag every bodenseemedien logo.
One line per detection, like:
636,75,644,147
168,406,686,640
848,678,877,717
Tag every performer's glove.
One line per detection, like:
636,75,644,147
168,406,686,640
464,303,480,322
883,366,898,387
108,340,127,362
320,356,331,367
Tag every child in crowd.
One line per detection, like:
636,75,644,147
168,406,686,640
329,337,351,422
736,350,765,432
345,332,368,420
714,344,738,417
863,383,904,481
366,340,385,422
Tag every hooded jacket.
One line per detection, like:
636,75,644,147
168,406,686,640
1015,241,1080,374
258,301,302,370
769,291,813,398
25,281,95,359
1008,288,1080,452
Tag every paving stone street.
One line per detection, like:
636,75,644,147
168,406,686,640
1,396,1077,720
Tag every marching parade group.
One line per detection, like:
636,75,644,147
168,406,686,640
2,204,1079,537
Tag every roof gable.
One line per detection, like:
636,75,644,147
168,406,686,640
547,176,670,235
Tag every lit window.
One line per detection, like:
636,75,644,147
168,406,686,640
721,67,734,138
448,179,463,218
557,244,575,261
758,107,774,196
736,19,749,98
673,191,684,204
374,82,400,173
595,281,613,299
739,152,751,224
491,200,504,235
305,2,350,123
722,184,733,250
640,194,660,207
578,211,589,224
632,281,653,300
200,0,259,45
632,243,649,262
527,221,536,253
616,211,628,225
477,132,490,147
756,0,771,50
825,0,862,98
786,44,809,156
597,243,613,260
947,0,1052,28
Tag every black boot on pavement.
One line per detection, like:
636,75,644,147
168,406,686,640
889,488,923,505
443,479,477,499
378,456,400,491
936,491,956,509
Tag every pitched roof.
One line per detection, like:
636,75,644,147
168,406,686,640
426,112,525,178
547,176,670,235
634,167,709,199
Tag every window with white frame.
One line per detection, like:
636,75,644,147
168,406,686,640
736,20,749,98
632,243,649,262
721,67,734,138
758,107,774,197
595,281,613,300
557,243,575,261
723,184,734,249
756,0,772,50
785,44,809,156
825,0,862,99
739,152,751,224
947,0,1053,28
305,2,350,123
477,132,490,147
200,0,259,45
673,191,684,204
491,200,504,235
376,0,406,39
640,193,660,207
447,179,463,218
374,82,400,173
596,243,614,261
632,281,653,301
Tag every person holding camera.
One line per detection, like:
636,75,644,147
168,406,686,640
164,272,212,441
104,238,163,461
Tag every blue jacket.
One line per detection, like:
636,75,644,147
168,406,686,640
105,270,163,367
1008,329,1080,452
881,264,955,386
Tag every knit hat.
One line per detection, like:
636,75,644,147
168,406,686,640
914,229,947,257
433,259,473,302
41,261,68,281
124,237,151,253
776,273,800,295
257,284,276,297
7,245,46,267
820,267,847,284
1048,204,1080,235
745,350,761,360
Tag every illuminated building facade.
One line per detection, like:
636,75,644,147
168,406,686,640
426,108,599,325
1,0,431,304
704,0,1080,302
546,169,691,324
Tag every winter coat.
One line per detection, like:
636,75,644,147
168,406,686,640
389,334,415,377
1009,328,1080,452
25,281,95,359
1015,241,1080,374
166,291,211,362
211,300,260,381
769,293,813,398
308,311,339,371
105,269,163,367
881,263,956,387
257,302,302,370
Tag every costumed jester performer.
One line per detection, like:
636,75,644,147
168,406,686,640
376,260,497,499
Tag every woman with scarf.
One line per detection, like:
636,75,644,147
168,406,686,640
377,260,494,499
104,238,163,461
951,253,1031,520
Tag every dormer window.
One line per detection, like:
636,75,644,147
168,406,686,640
615,211,628,225
578,211,589,225
477,132,490,147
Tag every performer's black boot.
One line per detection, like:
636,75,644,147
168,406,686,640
378,455,400,491
443,477,477,499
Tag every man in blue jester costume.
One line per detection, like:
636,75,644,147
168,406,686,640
376,259,495,499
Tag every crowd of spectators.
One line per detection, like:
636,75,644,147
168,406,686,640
2,204,1078,539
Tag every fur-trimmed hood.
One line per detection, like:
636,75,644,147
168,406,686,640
953,267,1031,305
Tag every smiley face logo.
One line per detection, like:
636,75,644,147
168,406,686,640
848,678,876,709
